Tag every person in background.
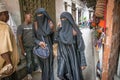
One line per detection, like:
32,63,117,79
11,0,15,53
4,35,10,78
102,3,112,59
17,11,40,80
33,8,54,80
56,12,87,80
0,3,19,79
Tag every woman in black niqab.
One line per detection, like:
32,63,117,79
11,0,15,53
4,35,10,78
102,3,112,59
35,8,53,36
57,12,87,80
33,8,54,80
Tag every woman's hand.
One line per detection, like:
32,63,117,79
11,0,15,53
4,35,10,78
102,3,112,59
39,41,46,49
73,29,77,36
57,22,62,28
49,21,54,30
53,44,58,57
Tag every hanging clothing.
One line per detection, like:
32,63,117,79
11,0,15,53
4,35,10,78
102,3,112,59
56,12,87,80
33,8,54,80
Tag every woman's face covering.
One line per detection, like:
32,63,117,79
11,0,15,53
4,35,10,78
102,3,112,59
36,13,45,23
61,18,70,27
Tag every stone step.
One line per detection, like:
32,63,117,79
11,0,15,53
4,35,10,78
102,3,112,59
16,59,27,80
22,72,41,80
114,75,120,80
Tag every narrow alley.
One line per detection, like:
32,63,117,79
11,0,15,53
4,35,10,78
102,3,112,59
0,0,120,80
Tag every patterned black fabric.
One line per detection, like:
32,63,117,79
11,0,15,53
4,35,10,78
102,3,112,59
57,12,87,80
33,8,54,80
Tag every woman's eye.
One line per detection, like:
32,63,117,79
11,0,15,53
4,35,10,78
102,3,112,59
61,18,67,21
37,14,43,16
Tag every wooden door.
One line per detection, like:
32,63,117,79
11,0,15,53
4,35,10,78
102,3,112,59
19,0,56,23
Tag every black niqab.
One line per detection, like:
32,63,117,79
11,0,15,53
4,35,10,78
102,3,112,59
60,12,83,47
59,12,85,60
35,8,52,36
60,12,82,35
59,19,73,44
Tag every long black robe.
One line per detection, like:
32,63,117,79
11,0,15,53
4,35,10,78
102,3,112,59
56,12,87,80
33,8,54,80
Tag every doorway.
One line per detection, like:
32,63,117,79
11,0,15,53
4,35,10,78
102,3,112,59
19,0,56,23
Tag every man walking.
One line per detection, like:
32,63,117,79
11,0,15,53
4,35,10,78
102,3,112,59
17,12,40,80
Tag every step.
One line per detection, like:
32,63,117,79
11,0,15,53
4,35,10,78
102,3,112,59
114,75,120,80
16,59,27,80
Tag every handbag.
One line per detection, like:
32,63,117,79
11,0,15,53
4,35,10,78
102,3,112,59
33,22,50,59
33,44,50,59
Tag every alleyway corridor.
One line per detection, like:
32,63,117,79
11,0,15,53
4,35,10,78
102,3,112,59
0,0,120,80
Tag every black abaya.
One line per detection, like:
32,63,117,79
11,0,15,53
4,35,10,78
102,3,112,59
33,8,54,80
57,12,87,80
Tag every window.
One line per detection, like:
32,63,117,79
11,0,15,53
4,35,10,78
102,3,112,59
64,2,67,11
72,3,76,21
78,9,81,24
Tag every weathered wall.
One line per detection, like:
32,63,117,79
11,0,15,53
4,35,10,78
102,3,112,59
108,0,120,80
102,0,114,79
0,0,21,26
102,0,120,80
55,0,64,25
55,0,83,25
